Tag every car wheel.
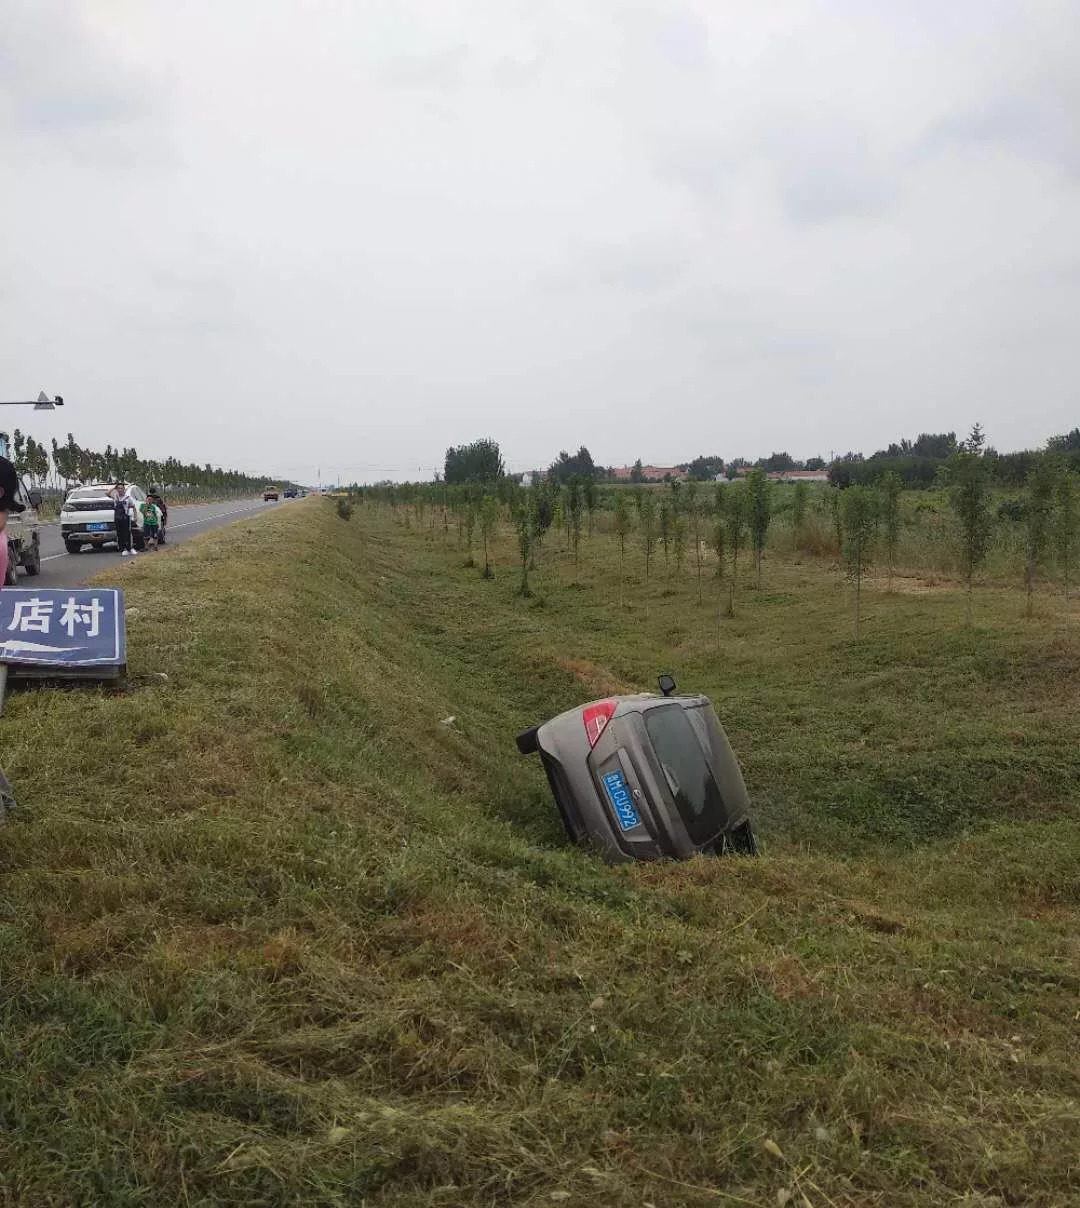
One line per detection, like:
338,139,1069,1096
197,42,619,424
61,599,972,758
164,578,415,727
65,540,82,554
516,725,540,755
4,543,17,585
24,539,41,576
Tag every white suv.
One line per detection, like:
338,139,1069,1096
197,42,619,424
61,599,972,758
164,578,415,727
60,483,147,553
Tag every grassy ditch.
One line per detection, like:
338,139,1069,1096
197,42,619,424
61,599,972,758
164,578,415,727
1,500,1078,1206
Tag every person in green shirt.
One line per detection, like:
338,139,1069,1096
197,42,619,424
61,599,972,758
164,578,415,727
140,499,162,548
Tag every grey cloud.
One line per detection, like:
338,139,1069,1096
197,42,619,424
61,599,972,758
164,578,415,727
546,236,695,294
0,1,156,136
768,125,899,225
380,46,470,93
137,266,251,338
382,45,551,93
651,137,731,202
920,93,1080,175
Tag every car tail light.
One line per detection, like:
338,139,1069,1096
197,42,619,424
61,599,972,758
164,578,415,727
582,700,616,747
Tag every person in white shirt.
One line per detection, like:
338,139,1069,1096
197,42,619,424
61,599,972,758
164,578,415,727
108,481,138,557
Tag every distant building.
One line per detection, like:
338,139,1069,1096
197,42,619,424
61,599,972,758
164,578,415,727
610,464,688,482
734,468,829,483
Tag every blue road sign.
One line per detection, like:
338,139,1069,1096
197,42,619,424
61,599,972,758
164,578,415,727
0,588,126,668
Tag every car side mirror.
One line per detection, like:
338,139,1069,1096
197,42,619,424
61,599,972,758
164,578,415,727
658,673,676,697
28,490,43,509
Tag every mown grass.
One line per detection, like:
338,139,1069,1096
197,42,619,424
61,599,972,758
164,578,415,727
1,499,1079,1206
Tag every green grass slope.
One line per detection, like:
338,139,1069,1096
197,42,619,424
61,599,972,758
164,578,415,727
1,500,1078,1206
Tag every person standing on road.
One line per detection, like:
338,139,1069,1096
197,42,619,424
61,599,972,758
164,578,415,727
109,481,138,558
140,498,162,549
0,454,25,587
146,485,168,542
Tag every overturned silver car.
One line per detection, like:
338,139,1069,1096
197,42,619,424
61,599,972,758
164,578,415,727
516,675,758,864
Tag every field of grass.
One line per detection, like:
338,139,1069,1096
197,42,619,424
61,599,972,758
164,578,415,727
1,498,1078,1206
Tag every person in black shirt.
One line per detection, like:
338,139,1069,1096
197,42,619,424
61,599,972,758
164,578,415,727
0,455,24,587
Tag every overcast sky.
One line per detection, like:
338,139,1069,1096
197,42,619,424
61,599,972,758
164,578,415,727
2,1,1077,483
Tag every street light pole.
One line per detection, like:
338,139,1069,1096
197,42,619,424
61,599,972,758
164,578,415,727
0,391,64,410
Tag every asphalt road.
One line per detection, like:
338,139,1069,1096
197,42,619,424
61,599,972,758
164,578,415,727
26,498,284,589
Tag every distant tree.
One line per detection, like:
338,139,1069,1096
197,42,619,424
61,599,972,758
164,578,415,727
672,505,687,577
582,477,598,534
684,480,705,604
948,424,993,625
479,494,499,578
725,484,748,617
464,500,478,566
746,467,771,588
912,432,959,459
821,484,843,554
630,458,645,484
10,430,27,477
1023,459,1057,618
763,451,796,472
791,480,808,552
444,438,504,485
710,486,727,631
841,486,878,637
1047,427,1080,455
804,456,827,471
668,478,682,511
533,480,555,549
553,489,566,550
514,496,535,596
828,462,854,489
640,493,657,579
659,500,672,575
879,471,903,590
26,436,48,488
687,454,725,481
549,446,597,483
613,491,632,607
1054,470,1079,608
568,481,584,567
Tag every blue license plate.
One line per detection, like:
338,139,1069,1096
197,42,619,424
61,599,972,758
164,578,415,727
88,523,108,532
602,769,640,831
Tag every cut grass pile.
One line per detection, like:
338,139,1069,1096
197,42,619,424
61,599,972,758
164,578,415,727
1,499,1079,1206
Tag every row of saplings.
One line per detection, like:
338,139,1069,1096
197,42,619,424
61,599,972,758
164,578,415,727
354,451,1080,633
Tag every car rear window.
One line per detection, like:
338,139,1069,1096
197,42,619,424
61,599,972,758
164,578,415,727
68,489,109,502
644,705,725,845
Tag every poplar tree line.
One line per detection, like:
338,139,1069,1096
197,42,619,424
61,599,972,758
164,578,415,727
6,430,279,496
354,424,1080,634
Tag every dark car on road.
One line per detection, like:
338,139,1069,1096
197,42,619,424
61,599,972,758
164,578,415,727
517,675,758,864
